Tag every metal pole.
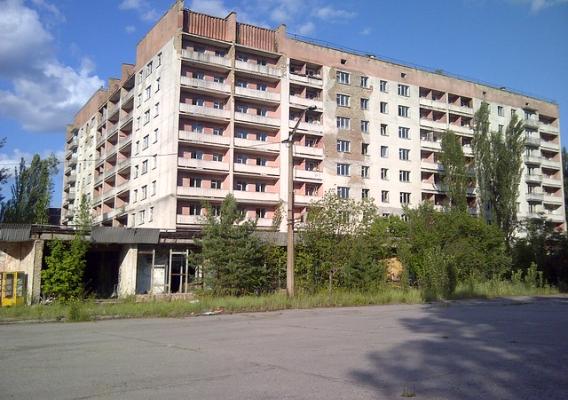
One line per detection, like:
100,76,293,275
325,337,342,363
286,105,316,298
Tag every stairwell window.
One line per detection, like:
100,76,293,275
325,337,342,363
337,140,350,153
360,98,369,110
361,166,370,178
337,186,350,198
337,117,350,129
336,163,350,176
380,102,388,114
360,76,369,88
380,80,388,93
337,94,350,107
361,120,369,133
336,71,350,84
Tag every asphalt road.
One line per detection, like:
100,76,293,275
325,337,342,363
1,297,568,400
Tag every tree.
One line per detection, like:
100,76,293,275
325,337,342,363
1,154,58,223
472,102,525,247
563,147,568,218
0,138,9,203
439,130,468,212
194,194,266,295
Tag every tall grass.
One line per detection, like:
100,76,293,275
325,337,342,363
0,282,560,323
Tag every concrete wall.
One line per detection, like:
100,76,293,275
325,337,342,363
0,240,44,304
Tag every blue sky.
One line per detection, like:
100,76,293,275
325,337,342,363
0,0,567,206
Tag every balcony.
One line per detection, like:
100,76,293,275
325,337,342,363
67,190,76,201
235,60,281,77
541,158,560,169
67,174,76,183
294,169,323,181
526,192,544,202
177,186,229,199
233,162,279,176
122,90,134,107
295,194,321,205
293,145,324,158
255,218,274,228
233,191,280,203
419,118,447,132
119,135,132,149
542,212,566,224
540,140,559,151
178,157,229,172
524,118,539,130
234,137,280,152
180,76,230,93
525,136,541,147
539,124,559,135
177,214,204,225
103,187,117,200
524,154,542,165
181,49,231,68
525,174,543,183
449,124,474,135
68,137,78,150
289,73,323,87
420,161,444,172
543,194,563,205
120,111,133,128
179,130,231,147
289,120,324,134
235,87,280,102
542,176,562,187
419,98,447,112
234,112,280,127
448,103,473,115
180,103,231,120
420,140,442,151
289,96,323,110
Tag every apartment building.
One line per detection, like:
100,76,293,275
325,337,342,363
61,1,566,232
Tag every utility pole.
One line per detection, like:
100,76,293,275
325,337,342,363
284,105,316,297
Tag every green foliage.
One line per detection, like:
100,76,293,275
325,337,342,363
194,194,267,295
0,138,8,203
473,103,525,247
439,130,468,212
1,154,58,223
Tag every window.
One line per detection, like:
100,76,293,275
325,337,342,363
213,127,222,136
134,165,139,178
215,49,225,57
237,81,247,88
211,179,222,189
151,180,156,196
191,150,203,160
306,184,318,196
144,110,150,124
336,94,350,107
360,98,369,110
380,146,389,158
235,130,247,139
146,61,153,75
380,124,388,136
194,46,205,53
336,163,350,176
153,128,158,143
256,208,266,218
398,127,410,139
498,124,504,133
133,189,138,202
511,109,517,117
213,100,222,110
211,205,221,216
142,160,148,174
398,84,410,97
360,76,369,88
497,106,504,117
214,76,225,84
193,71,204,80
136,116,141,130
138,210,145,225
361,120,369,133
141,185,147,200
336,71,350,84
236,154,247,164
399,148,410,160
400,192,411,205
193,123,204,133
379,80,388,93
190,177,201,188
256,132,267,141
212,153,223,162
399,170,410,182
154,102,159,117
361,166,370,178
336,117,350,129
149,207,153,222
361,143,369,155
157,52,162,67
193,98,204,106
155,77,160,92
380,168,388,180
306,137,317,147
337,139,350,152
257,108,267,116
381,190,389,203
257,83,267,91
398,105,409,118
255,183,266,192
137,93,141,108
144,86,151,100
143,135,149,150
305,160,318,171
256,157,267,166
235,181,247,191
189,204,201,216
380,102,388,114
361,188,370,199
337,186,350,198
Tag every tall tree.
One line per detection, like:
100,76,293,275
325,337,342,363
439,130,468,212
0,138,9,203
1,154,58,223
563,147,568,218
472,102,525,247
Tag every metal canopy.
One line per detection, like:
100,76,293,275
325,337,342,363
90,227,160,244
0,224,32,242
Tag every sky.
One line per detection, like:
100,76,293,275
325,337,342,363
0,0,567,206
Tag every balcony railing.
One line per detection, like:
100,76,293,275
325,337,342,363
541,158,560,169
179,103,231,119
449,123,474,135
235,112,280,127
233,163,279,176
543,194,563,205
542,176,562,187
234,138,280,152
180,76,230,93
525,174,543,183
289,73,323,87
294,169,323,181
524,118,539,130
539,124,559,135
235,60,282,77
294,194,321,205
232,191,280,203
419,118,448,132
420,161,444,172
540,140,559,151
177,214,204,225
448,103,473,115
289,120,324,134
178,157,230,172
524,154,542,164
293,145,324,158
177,186,229,199
289,95,323,109
181,49,231,67
419,98,448,111
235,86,280,102
420,140,442,151
525,136,541,146
526,192,544,202
179,130,231,146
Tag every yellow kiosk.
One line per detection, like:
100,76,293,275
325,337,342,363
0,272,27,307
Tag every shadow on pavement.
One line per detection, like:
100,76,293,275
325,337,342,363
350,297,568,399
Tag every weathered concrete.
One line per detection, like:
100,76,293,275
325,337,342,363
1,297,568,399
0,239,44,304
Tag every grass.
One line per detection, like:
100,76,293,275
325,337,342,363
0,282,560,323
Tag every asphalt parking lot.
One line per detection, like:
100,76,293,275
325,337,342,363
1,296,568,399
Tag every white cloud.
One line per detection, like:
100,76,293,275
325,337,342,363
0,0,103,133
298,21,315,35
0,148,64,169
30,0,65,23
314,6,356,21
360,27,372,36
118,0,160,22
125,25,136,33
508,0,568,11
188,0,229,17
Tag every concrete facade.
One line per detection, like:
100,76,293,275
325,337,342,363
61,1,566,232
